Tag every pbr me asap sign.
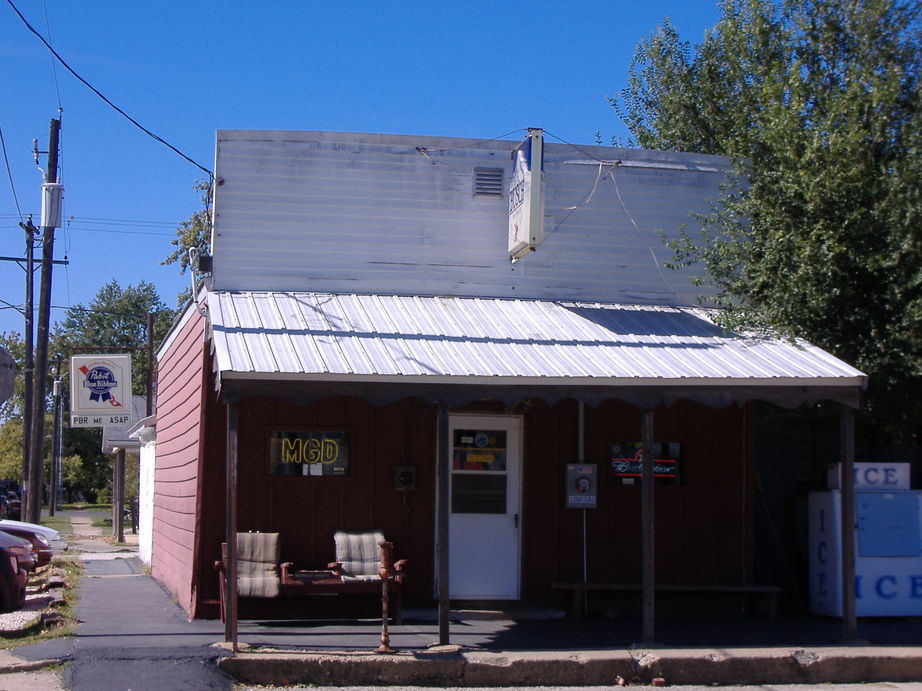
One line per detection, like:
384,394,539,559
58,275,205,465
70,355,132,428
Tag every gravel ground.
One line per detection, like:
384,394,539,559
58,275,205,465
0,607,41,633
0,588,59,634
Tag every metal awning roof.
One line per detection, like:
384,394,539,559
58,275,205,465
205,291,866,408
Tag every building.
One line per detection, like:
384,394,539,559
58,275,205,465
150,129,865,640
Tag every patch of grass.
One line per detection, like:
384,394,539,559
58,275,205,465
39,514,71,534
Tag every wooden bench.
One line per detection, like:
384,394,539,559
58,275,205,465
550,581,781,619
216,531,406,623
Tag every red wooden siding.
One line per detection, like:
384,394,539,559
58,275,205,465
190,389,756,618
521,399,755,614
196,394,437,617
152,308,208,617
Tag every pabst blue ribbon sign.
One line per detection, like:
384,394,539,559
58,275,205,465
70,354,132,428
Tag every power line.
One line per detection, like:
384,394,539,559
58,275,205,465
41,0,62,110
1,213,176,227
63,226,174,237
68,216,176,228
543,129,680,299
5,0,214,181
0,124,23,222
2,214,178,238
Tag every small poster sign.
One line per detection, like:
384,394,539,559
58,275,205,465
609,441,682,485
69,354,132,428
566,463,597,508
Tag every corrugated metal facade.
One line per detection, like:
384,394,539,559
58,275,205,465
211,130,726,306
206,291,865,391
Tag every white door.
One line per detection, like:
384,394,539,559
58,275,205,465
448,414,521,600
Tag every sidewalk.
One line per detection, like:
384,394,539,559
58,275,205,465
217,611,922,687
3,514,922,688
0,511,150,690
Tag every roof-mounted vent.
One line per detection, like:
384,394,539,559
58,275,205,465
474,167,503,197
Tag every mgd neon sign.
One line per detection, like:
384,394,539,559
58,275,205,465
271,431,349,476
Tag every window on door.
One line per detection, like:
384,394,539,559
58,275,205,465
451,429,507,514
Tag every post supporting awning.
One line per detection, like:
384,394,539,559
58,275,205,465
641,409,655,645
225,401,239,650
436,402,451,645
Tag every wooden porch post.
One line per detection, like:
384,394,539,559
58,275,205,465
436,402,451,645
839,405,857,640
225,401,239,650
641,408,655,645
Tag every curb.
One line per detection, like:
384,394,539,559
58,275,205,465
0,651,62,676
218,646,922,687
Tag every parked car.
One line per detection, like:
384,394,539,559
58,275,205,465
0,526,52,567
0,519,60,543
0,532,34,573
0,532,29,611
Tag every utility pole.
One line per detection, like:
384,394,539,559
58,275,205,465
49,362,62,517
19,216,37,496
114,448,125,543
26,118,61,524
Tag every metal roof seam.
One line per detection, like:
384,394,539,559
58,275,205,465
388,295,437,376
372,294,423,376
493,299,566,378
474,298,543,378
258,293,283,374
425,298,473,376
349,294,397,376
337,294,380,376
276,291,311,375
411,296,465,377
326,295,358,376
450,298,504,377
301,294,332,375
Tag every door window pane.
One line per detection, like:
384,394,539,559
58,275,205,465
451,474,507,514
453,429,507,471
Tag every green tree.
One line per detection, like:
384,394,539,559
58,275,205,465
0,412,83,500
47,280,175,501
0,416,25,481
614,0,922,442
0,331,25,422
163,178,212,306
0,281,172,499
51,279,175,395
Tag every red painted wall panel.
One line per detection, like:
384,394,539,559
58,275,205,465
151,308,208,618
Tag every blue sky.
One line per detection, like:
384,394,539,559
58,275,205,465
1,1,721,338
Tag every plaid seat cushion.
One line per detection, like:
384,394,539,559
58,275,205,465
236,532,280,598
334,530,384,578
